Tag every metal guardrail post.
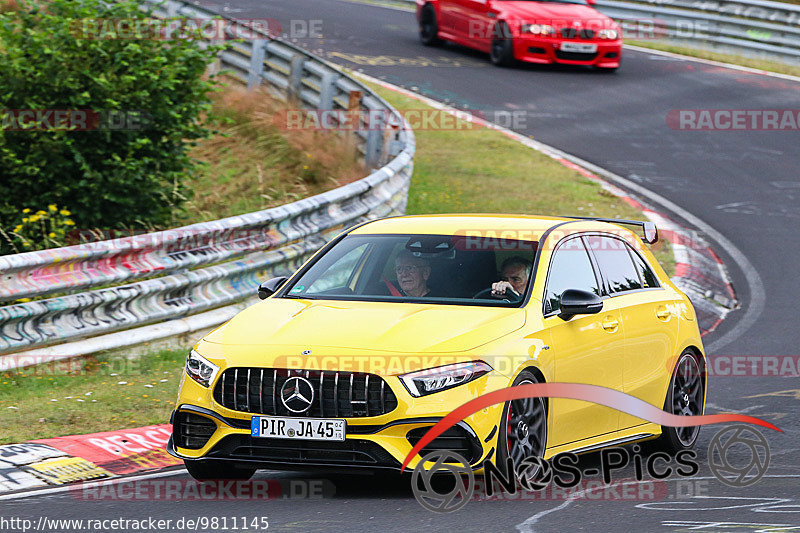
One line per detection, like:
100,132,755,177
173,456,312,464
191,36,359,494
248,39,268,89
318,70,339,111
365,106,386,168
288,55,306,101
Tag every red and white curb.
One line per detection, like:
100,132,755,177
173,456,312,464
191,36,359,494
360,71,737,336
0,425,179,494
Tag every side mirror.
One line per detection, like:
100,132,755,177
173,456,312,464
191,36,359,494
585,0,596,5
258,276,288,300
558,289,603,320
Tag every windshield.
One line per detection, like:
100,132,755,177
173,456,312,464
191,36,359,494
282,233,538,307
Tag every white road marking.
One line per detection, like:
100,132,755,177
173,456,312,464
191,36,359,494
516,489,586,533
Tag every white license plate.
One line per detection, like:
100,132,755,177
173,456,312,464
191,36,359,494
251,416,346,442
560,42,597,53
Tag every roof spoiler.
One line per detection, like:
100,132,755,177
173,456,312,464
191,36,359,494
564,217,659,244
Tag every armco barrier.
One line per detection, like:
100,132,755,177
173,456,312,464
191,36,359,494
403,0,800,64
0,0,415,356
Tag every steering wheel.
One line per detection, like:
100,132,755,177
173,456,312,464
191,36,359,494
473,287,514,302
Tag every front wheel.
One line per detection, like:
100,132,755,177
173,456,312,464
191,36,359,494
490,22,516,67
496,370,547,482
655,350,705,452
184,459,256,481
419,6,441,46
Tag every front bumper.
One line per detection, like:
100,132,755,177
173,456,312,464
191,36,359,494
170,369,509,472
513,36,622,67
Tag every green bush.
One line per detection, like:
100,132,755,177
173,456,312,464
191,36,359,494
0,0,225,255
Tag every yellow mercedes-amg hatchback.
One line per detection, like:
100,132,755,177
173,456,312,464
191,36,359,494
168,215,706,480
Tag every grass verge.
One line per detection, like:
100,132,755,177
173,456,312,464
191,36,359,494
0,349,185,444
182,84,363,223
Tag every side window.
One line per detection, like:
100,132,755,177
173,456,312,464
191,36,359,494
544,237,600,314
629,247,660,288
586,235,642,294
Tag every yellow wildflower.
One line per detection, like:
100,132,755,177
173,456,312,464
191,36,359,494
36,210,46,216
48,232,56,238
48,204,57,212
22,208,30,214
60,209,71,216
13,225,22,233
64,220,75,226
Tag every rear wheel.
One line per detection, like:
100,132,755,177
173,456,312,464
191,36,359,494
497,370,547,483
489,22,516,67
655,350,705,452
184,459,256,481
419,5,441,46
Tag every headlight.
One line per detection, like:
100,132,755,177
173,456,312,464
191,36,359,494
521,23,556,36
400,361,492,397
186,350,220,388
598,29,619,39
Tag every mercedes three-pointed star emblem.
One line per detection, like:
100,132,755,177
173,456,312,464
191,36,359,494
280,376,315,413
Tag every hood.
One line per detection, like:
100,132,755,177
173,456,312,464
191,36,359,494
205,298,526,354
500,1,613,23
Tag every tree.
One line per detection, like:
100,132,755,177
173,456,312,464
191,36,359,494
0,0,224,254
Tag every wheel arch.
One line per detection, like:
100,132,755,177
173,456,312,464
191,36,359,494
667,345,708,415
519,364,549,416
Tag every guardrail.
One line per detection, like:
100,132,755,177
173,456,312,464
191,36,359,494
0,0,415,356
597,0,800,63
403,0,800,64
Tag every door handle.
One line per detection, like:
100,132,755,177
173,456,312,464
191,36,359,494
602,318,619,332
656,306,671,321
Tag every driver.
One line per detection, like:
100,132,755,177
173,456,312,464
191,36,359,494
394,252,435,297
490,257,532,300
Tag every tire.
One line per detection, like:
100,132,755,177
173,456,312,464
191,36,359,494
496,370,547,482
184,459,256,482
489,22,516,67
419,5,441,46
655,350,705,453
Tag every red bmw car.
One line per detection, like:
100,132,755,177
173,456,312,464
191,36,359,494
416,0,622,71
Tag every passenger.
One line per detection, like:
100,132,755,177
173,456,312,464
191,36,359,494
490,257,532,299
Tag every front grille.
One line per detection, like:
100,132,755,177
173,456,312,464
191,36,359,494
174,411,216,449
213,368,398,418
406,426,482,464
555,50,598,61
208,434,399,467
560,28,595,39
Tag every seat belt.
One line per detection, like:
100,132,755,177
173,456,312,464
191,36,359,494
382,277,402,297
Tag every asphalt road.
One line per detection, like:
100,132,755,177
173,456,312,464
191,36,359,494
2,1,799,531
